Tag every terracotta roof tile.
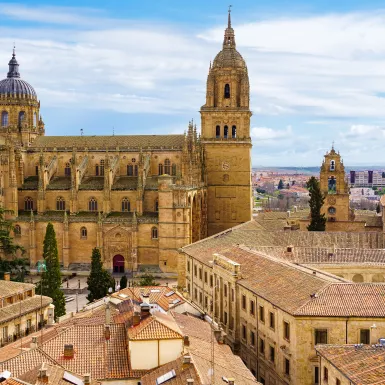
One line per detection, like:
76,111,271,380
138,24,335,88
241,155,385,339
0,281,35,299
316,345,385,385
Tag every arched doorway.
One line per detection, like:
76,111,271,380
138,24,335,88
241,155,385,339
113,255,125,273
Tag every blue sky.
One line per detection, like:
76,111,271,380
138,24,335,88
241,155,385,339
1,1,385,166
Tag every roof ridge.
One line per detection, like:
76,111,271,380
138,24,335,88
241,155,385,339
152,314,182,336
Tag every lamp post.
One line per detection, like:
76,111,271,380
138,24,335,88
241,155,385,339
36,260,47,345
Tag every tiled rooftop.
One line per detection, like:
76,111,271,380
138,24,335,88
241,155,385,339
0,295,52,324
30,135,185,150
316,345,385,385
0,281,35,299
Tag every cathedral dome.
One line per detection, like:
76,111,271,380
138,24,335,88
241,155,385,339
212,48,246,69
0,49,37,98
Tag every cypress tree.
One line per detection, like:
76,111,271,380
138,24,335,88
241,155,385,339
307,177,326,231
278,180,284,190
120,275,127,290
40,222,66,319
87,248,115,302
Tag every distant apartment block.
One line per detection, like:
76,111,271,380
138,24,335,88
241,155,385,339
349,170,385,187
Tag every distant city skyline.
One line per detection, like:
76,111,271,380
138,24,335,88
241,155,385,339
1,0,385,166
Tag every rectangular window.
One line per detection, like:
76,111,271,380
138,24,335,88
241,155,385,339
259,338,265,354
204,271,208,284
224,284,227,297
194,265,197,277
284,321,290,341
336,379,341,385
224,311,228,325
199,268,202,280
269,312,275,330
323,367,328,382
360,329,370,344
285,358,290,376
315,329,328,345
194,288,197,300
250,331,255,346
2,326,8,340
242,325,246,340
259,306,265,323
269,346,275,363
199,292,203,304
15,324,20,336
187,260,190,273
26,319,32,329
205,296,208,309
231,288,234,302
210,275,213,288
242,295,246,310
250,300,255,315
187,283,191,294
314,367,319,384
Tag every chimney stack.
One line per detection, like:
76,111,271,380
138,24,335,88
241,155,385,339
182,355,191,370
64,344,74,359
228,379,235,385
183,335,190,347
105,325,111,340
132,311,141,326
141,293,150,305
30,336,38,349
186,379,194,385
105,302,111,324
84,373,91,385
38,364,48,383
3,272,10,281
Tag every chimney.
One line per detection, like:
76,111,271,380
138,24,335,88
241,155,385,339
105,302,111,324
38,364,48,383
30,336,38,349
3,272,10,281
84,374,91,385
182,355,191,370
64,344,74,359
186,379,194,385
183,335,190,347
132,311,141,326
228,379,235,385
141,293,150,305
105,325,111,340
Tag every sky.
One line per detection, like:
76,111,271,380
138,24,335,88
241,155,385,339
1,1,385,167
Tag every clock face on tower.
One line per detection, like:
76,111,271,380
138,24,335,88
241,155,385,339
222,161,230,171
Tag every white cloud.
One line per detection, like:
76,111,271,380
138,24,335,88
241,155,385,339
251,125,292,140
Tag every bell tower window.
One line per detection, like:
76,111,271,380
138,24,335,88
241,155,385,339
232,125,237,138
330,160,335,171
216,125,220,138
224,84,230,99
224,126,228,139
1,111,8,127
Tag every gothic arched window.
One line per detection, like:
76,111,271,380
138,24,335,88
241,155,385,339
158,164,163,175
64,163,71,176
121,197,130,212
164,159,171,175
151,227,158,239
127,164,133,176
35,165,39,176
100,160,105,176
172,164,177,176
134,165,138,176
24,197,33,211
14,225,21,237
80,227,87,239
224,84,230,99
56,197,65,211
1,111,8,127
18,111,25,127
155,199,159,212
216,125,220,138
232,125,237,138
224,126,228,139
89,197,98,212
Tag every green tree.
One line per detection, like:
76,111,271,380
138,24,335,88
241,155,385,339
134,273,159,287
39,223,66,320
307,177,326,231
87,248,115,302
120,275,127,289
277,180,284,190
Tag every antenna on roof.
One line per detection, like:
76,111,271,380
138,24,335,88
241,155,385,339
81,128,83,137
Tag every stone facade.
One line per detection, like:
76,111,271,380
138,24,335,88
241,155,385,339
0,14,252,274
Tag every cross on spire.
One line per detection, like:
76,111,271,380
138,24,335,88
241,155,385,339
228,5,232,28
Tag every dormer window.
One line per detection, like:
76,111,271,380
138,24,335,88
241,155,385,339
224,84,230,99
330,160,335,171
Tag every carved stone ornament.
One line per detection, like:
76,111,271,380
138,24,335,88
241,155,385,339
222,161,230,171
328,196,336,205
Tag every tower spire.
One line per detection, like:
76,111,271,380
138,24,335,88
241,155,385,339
7,45,20,78
228,5,232,28
223,7,235,48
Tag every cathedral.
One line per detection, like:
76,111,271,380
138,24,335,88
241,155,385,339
0,12,253,274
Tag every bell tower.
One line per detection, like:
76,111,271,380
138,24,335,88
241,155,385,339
320,146,350,222
201,10,252,236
